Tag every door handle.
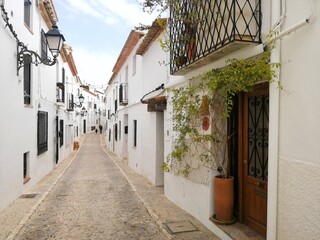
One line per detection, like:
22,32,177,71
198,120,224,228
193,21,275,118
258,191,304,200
256,181,264,188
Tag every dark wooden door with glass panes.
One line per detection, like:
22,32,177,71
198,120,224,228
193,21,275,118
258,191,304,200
242,84,269,237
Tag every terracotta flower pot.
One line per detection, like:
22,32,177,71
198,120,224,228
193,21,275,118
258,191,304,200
214,176,234,223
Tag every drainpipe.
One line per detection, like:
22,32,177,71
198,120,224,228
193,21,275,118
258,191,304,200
265,0,313,47
267,0,281,238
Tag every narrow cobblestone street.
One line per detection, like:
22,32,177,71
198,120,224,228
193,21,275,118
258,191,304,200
14,133,167,239
1,133,220,240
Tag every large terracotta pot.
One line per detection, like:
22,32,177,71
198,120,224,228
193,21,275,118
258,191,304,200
214,176,234,223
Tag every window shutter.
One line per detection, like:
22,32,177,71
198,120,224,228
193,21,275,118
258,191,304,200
133,120,137,147
115,124,118,141
41,30,48,60
37,111,48,155
59,119,64,147
62,68,65,102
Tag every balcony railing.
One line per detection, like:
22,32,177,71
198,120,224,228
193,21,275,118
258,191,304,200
119,83,128,106
170,0,262,75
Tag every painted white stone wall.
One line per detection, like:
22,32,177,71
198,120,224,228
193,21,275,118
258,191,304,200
276,0,320,239
163,2,273,239
0,1,77,211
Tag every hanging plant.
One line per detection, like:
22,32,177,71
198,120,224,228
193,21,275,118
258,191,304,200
163,49,280,178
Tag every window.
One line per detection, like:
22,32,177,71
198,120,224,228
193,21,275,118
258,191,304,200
37,111,48,155
115,99,118,112
24,0,32,28
61,68,65,102
59,119,64,147
41,30,47,60
115,124,118,141
24,63,31,105
125,65,129,82
23,152,30,183
133,120,137,147
132,55,136,75
67,93,74,111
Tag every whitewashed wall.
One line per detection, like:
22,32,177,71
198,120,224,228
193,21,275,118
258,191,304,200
0,1,75,211
163,2,273,239
276,0,320,239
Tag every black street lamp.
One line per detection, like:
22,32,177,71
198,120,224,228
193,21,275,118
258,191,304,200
74,94,84,108
17,25,65,74
81,107,88,117
0,4,65,75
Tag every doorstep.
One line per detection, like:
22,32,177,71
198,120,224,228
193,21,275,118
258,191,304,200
210,218,265,240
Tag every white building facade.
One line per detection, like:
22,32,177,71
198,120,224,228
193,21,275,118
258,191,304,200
0,0,81,211
105,22,172,186
163,0,320,239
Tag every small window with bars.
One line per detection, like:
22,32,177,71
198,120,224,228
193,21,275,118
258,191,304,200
37,111,48,155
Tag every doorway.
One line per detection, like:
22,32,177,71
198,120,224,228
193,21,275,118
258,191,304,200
230,83,269,237
122,114,128,159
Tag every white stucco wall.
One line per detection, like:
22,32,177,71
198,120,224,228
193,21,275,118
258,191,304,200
276,1,320,239
163,1,274,239
106,31,168,186
0,1,75,211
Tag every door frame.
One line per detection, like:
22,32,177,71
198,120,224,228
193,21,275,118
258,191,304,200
237,83,269,236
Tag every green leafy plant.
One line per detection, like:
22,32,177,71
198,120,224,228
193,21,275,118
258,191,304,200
138,0,280,178
163,49,280,178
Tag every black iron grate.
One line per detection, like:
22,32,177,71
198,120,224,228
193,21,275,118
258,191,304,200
170,0,262,74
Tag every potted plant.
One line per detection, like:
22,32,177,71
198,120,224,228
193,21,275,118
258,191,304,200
163,50,279,224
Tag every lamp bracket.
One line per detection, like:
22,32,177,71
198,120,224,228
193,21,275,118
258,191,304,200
1,4,61,75
17,41,56,75
73,102,82,108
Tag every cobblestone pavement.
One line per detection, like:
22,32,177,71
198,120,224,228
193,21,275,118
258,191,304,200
0,133,221,240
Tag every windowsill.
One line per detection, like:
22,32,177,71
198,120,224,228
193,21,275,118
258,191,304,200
24,23,33,34
24,104,33,108
23,176,31,184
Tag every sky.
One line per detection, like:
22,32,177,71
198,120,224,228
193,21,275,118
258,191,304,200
54,0,159,90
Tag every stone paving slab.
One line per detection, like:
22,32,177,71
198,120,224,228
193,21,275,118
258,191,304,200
100,135,220,240
0,133,220,240
0,138,83,240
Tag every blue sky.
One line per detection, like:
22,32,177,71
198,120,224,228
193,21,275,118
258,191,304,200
54,0,158,89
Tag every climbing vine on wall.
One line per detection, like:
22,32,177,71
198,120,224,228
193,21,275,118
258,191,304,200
163,49,280,178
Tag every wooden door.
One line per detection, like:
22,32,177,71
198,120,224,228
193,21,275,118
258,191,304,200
242,84,269,237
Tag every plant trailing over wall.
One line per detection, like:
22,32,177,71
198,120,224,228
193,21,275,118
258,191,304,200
163,49,280,178
139,0,280,178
